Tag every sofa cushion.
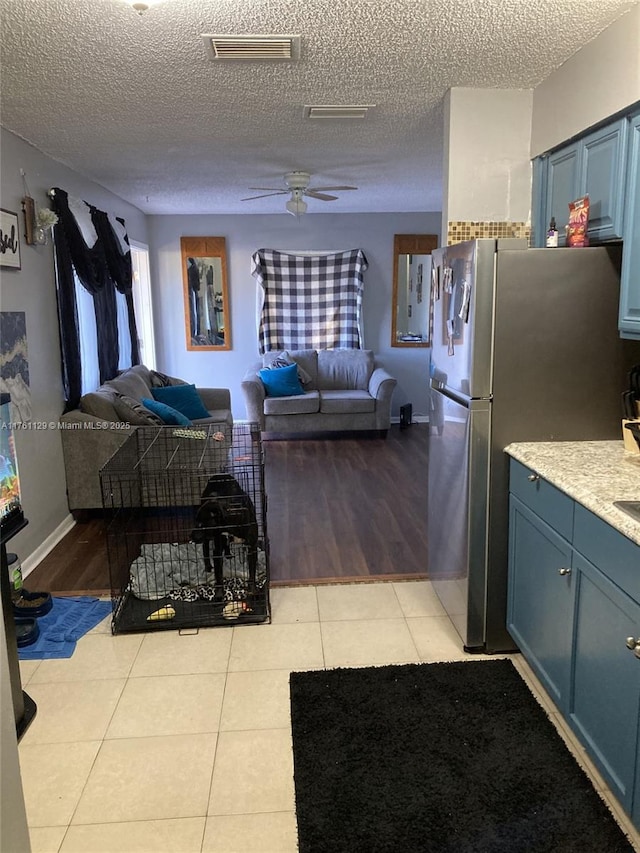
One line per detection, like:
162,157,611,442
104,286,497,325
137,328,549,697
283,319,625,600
317,349,374,390
113,393,164,425
319,390,376,415
80,387,120,420
264,391,320,416
141,397,192,426
262,350,315,389
149,370,189,388
192,409,234,428
106,370,152,402
259,363,305,397
151,384,210,420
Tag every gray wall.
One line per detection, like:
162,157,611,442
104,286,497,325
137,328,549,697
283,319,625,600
531,4,640,156
0,128,149,561
149,212,441,421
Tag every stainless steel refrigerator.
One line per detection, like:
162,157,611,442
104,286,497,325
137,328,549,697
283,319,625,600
427,238,640,653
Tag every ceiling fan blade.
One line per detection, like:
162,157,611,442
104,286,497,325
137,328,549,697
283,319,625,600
247,186,286,191
309,185,358,192
241,191,287,201
304,190,338,201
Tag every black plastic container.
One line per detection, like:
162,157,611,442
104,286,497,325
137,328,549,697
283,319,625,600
13,590,53,619
624,421,640,450
14,617,39,647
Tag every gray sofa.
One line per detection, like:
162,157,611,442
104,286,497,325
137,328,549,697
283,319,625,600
59,364,233,515
241,348,396,436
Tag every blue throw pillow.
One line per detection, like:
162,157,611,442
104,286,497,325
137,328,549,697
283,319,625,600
141,397,192,426
258,362,305,397
151,384,210,420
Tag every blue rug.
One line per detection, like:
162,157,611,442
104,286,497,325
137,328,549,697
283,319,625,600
17,596,112,660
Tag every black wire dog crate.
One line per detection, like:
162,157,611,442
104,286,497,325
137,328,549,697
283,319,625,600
100,423,270,633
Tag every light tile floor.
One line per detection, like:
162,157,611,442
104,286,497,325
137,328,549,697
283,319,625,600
17,580,640,853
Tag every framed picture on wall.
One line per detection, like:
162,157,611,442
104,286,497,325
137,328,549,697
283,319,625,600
0,209,21,270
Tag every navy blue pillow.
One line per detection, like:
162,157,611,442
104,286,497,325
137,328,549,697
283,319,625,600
151,384,210,419
141,397,192,426
258,362,305,397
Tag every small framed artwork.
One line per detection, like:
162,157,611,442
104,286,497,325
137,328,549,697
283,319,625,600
0,209,21,270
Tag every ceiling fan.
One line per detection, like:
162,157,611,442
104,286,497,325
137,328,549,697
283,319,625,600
241,171,357,215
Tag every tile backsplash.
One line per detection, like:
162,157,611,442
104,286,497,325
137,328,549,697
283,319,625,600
447,221,531,245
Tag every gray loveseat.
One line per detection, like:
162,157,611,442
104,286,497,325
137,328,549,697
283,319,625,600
59,364,232,515
241,348,396,436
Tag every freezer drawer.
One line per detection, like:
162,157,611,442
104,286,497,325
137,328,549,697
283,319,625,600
428,392,491,650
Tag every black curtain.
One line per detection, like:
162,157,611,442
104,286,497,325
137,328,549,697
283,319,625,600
51,188,140,410
91,209,140,366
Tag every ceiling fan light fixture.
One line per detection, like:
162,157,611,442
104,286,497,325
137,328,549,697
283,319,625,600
123,0,164,13
286,196,307,217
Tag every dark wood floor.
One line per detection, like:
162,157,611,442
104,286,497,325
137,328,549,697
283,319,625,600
24,424,428,595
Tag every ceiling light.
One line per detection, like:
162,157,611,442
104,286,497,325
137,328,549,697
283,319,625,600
286,195,307,217
123,0,164,14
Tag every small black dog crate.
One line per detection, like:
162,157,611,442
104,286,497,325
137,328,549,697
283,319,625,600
100,423,270,633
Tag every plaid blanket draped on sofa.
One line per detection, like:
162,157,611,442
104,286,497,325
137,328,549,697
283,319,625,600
251,248,368,355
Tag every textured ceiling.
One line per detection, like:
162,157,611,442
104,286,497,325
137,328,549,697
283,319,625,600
1,0,637,215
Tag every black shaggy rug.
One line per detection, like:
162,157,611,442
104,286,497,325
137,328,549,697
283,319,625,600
290,659,634,853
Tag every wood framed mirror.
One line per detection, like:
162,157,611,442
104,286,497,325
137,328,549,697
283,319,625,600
391,234,438,347
181,236,230,350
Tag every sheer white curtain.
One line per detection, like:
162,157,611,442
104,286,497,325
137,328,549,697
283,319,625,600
74,274,100,396
74,275,134,394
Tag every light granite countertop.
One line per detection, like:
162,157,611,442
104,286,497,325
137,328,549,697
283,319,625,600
504,440,640,547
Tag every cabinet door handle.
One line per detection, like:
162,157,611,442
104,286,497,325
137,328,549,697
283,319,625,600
626,637,640,650
558,567,571,576
527,474,540,482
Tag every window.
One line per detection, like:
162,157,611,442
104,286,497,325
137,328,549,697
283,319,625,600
130,242,156,371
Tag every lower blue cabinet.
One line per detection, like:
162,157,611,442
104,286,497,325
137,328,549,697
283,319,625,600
508,458,640,828
507,495,575,712
569,553,640,812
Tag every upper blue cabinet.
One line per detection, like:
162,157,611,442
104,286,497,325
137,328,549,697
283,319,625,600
580,119,628,242
545,144,580,246
619,110,640,340
534,117,629,247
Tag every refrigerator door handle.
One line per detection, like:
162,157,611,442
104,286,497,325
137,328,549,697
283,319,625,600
430,380,473,408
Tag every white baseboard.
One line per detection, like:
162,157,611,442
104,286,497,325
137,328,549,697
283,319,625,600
22,514,76,579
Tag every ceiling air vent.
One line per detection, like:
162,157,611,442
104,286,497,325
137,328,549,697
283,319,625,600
202,34,301,61
304,105,375,120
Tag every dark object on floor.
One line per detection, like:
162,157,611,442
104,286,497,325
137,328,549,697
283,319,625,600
624,420,640,450
18,596,111,660
14,617,40,647
13,589,53,618
399,402,412,429
192,473,259,599
290,659,634,853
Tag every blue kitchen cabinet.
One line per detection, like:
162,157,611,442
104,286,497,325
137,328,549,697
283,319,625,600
619,111,640,339
534,116,628,247
507,463,575,712
579,118,628,243
543,144,579,246
508,459,640,828
531,155,547,248
507,496,575,710
569,551,640,813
